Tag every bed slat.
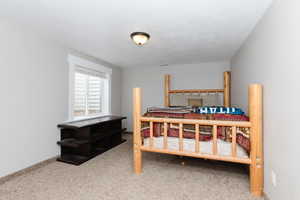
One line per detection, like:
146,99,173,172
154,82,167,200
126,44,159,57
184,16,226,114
195,124,200,153
150,121,154,148
212,125,218,155
163,122,168,149
231,126,237,157
179,123,183,151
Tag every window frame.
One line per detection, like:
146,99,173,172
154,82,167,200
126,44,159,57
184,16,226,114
68,55,112,121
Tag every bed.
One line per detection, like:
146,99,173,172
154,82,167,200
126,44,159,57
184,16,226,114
132,71,263,197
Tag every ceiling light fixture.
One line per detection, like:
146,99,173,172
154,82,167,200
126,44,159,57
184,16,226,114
130,32,150,46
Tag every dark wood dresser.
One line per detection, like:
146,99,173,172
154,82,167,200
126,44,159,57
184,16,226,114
57,115,126,165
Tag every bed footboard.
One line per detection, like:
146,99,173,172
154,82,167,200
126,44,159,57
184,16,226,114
132,84,263,197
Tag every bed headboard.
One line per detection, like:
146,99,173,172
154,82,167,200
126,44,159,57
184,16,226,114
164,71,231,107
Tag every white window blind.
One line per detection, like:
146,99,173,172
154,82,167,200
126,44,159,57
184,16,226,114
73,67,107,118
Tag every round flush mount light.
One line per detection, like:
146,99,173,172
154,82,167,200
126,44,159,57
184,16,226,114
130,32,150,46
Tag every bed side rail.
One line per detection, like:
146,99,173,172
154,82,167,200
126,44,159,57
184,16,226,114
140,117,251,164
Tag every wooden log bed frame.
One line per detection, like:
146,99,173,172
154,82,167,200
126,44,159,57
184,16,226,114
132,71,263,197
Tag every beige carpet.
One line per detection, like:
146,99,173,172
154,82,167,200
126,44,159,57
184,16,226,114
0,135,263,200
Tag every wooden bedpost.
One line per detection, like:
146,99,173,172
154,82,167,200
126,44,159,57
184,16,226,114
223,71,231,107
164,74,170,107
249,84,263,196
133,88,142,174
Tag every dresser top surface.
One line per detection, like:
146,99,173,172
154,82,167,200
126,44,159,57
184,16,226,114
58,115,126,129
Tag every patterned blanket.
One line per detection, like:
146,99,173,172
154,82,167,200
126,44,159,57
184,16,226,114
141,112,250,152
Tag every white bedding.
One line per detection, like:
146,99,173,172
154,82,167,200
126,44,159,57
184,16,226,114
143,137,249,158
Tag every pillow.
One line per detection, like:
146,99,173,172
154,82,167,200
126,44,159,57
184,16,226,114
193,106,245,115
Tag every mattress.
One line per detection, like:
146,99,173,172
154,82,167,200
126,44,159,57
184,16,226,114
143,137,249,158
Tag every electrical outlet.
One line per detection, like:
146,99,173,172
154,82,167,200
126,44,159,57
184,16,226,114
271,170,277,187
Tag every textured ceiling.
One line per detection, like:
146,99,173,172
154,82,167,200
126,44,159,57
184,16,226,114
0,0,272,68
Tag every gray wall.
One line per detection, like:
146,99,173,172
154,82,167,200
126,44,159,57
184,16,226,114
231,0,300,199
122,61,230,131
0,19,122,178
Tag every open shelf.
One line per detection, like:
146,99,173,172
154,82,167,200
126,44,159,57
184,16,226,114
57,154,90,165
57,116,126,165
57,138,89,148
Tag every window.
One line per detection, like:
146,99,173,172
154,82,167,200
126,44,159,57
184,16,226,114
68,55,112,120
74,69,104,117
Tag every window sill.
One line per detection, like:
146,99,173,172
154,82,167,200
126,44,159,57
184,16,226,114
66,113,111,123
